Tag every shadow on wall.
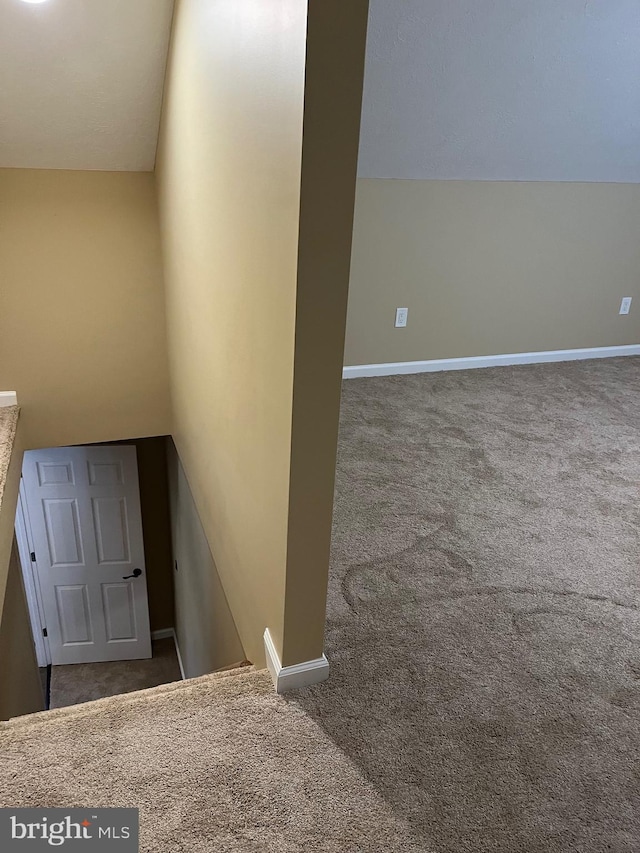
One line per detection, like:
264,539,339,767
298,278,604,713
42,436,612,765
166,438,245,678
96,436,174,634
0,541,44,720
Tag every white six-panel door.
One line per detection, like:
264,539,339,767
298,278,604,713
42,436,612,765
22,445,152,665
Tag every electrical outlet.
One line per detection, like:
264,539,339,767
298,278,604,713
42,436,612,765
395,307,408,328
620,297,632,315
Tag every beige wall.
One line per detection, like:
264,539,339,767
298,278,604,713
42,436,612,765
0,169,171,450
157,0,368,667
166,440,245,677
282,0,369,666
156,0,305,667
345,180,640,366
0,540,44,721
0,412,25,633
0,413,43,721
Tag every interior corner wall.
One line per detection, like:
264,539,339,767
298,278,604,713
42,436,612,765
155,0,307,667
345,0,640,366
0,169,172,449
156,0,368,669
166,439,245,677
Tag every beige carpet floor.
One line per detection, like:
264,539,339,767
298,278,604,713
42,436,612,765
294,357,640,853
49,637,182,709
1,358,639,851
0,668,424,852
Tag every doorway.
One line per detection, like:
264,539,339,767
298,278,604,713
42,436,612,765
15,440,182,709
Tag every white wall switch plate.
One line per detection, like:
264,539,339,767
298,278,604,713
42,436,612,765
395,307,408,328
620,297,632,315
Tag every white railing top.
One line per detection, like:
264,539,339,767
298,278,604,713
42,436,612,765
0,392,17,408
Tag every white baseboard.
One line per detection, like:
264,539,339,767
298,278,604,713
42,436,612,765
151,628,186,680
151,628,174,640
173,630,186,681
343,344,640,379
0,391,18,407
263,628,330,693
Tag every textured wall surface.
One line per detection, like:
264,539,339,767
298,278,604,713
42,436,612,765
0,169,171,449
0,0,174,170
359,0,640,181
166,440,245,677
346,180,640,365
346,1,640,366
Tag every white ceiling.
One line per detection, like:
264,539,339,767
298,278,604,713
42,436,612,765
0,0,174,171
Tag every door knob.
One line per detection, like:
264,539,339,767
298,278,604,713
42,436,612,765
123,568,142,579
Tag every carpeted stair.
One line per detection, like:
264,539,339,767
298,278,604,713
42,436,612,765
0,665,425,852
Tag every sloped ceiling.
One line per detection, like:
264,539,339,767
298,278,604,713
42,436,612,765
0,0,174,171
